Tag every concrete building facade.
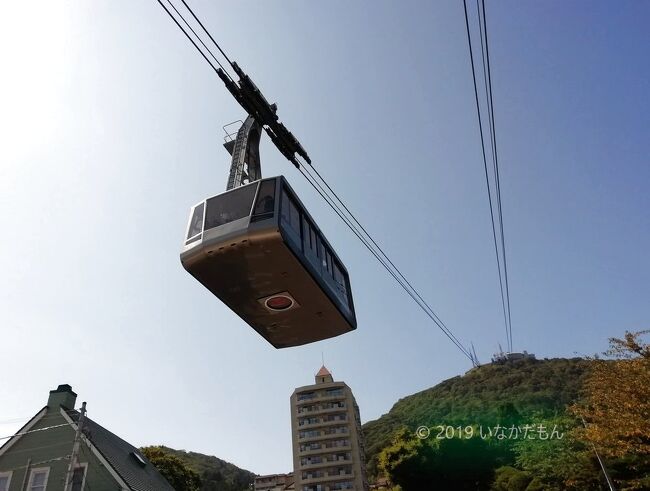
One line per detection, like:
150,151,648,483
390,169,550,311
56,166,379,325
290,367,368,491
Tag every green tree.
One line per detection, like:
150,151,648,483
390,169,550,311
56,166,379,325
490,466,533,491
141,446,202,491
512,416,601,490
378,427,502,490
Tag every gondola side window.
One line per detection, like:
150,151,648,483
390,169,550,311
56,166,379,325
319,240,327,269
310,228,318,255
205,184,257,230
319,241,333,276
326,251,333,275
187,202,205,239
281,190,301,238
303,217,319,257
252,179,276,218
333,261,349,306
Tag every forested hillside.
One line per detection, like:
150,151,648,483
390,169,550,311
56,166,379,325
157,446,255,491
362,357,590,478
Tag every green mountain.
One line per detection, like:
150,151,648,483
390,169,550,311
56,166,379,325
157,446,255,491
362,357,591,478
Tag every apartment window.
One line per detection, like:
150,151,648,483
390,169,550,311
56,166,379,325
0,472,12,491
28,468,50,491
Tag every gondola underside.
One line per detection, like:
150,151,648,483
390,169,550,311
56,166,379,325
182,231,355,348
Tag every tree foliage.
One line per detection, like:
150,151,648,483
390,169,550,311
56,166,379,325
364,358,590,477
144,446,255,491
367,343,650,490
569,330,650,489
570,330,650,458
491,466,533,491
512,416,602,490
141,446,202,491
378,427,506,490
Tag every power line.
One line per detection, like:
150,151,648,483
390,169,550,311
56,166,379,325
463,0,511,353
0,411,75,426
0,455,70,474
0,440,72,456
0,423,73,441
0,416,32,425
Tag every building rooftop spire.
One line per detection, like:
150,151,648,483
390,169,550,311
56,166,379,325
315,365,333,384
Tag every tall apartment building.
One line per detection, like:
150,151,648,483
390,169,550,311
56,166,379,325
290,366,369,491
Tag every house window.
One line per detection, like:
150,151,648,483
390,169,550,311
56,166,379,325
0,472,12,491
71,464,87,491
28,468,50,491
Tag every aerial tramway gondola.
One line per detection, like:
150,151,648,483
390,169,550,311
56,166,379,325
180,63,356,348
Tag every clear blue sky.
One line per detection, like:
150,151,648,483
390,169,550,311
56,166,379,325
1,0,648,475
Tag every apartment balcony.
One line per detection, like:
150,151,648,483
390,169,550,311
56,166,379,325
298,417,349,429
298,431,349,444
299,458,353,470
298,403,347,413
318,393,345,402
299,444,352,456
300,470,354,485
316,405,347,414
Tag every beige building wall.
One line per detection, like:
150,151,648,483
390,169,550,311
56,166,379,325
290,367,369,491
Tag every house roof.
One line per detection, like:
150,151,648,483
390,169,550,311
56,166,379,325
68,411,174,491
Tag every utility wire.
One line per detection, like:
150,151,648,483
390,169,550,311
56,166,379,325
0,423,73,441
0,411,76,426
0,417,32,424
463,0,511,353
0,455,70,475
0,441,73,456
